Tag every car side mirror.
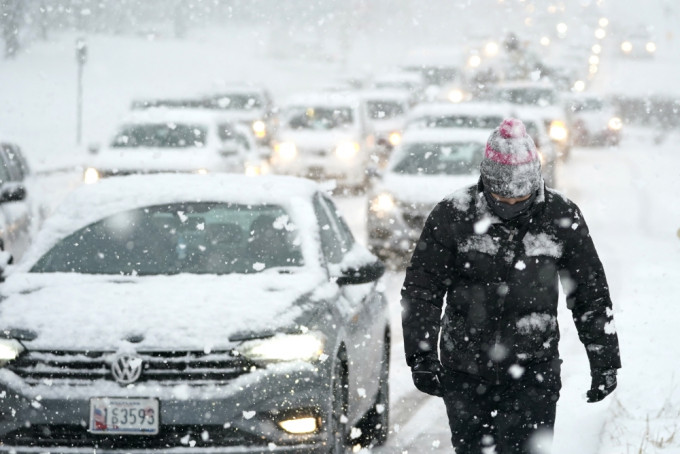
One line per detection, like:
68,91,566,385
335,259,385,286
88,142,101,154
0,183,26,204
0,248,13,283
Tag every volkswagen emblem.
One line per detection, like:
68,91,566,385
111,354,143,385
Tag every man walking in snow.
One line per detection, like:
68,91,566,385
401,118,621,453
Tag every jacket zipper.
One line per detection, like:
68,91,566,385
494,227,518,385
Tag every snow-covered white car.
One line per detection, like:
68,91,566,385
84,109,269,184
564,94,622,146
402,102,557,187
271,92,376,189
367,128,486,264
0,173,389,453
371,71,426,100
487,81,572,159
360,89,412,164
132,85,278,145
202,85,278,145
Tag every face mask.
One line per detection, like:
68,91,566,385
484,190,537,221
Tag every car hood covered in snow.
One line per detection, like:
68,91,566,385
91,147,240,173
0,270,330,351
377,172,479,206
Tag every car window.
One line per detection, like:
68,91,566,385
210,93,263,110
391,141,484,175
366,101,406,120
31,202,304,275
284,106,354,131
111,123,208,148
321,195,355,250
1,144,25,181
0,147,12,184
313,194,345,264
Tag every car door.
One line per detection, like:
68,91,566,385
317,194,386,415
0,144,31,259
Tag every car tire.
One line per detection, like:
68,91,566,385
328,354,350,454
357,335,390,447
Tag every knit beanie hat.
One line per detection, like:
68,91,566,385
480,118,541,198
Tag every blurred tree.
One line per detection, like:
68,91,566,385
1,0,22,58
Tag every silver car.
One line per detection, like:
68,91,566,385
0,174,389,453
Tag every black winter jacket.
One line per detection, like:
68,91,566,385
401,180,621,383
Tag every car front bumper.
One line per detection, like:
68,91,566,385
0,363,334,453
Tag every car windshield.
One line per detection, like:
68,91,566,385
285,106,354,130
570,98,604,112
366,101,406,120
31,203,304,275
209,93,263,110
495,88,557,107
391,141,484,175
410,114,504,129
110,123,208,148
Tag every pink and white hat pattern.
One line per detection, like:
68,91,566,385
480,118,541,198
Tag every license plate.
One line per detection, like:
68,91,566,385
89,397,159,435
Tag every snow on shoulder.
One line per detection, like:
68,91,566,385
18,174,322,271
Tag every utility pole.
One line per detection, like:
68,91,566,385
76,37,87,145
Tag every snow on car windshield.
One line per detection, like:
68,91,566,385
285,106,354,131
392,142,484,175
111,123,208,148
366,101,406,120
31,202,303,275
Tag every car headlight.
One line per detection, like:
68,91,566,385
274,142,298,162
83,167,100,184
608,117,623,131
252,120,267,138
388,132,402,147
646,42,656,53
335,142,360,160
549,121,568,142
244,161,269,177
0,339,24,367
195,168,209,175
621,41,633,53
447,89,465,103
370,193,396,213
239,332,325,363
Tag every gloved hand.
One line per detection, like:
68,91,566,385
586,369,617,403
411,356,443,397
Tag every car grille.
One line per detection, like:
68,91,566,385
8,350,256,386
2,424,267,449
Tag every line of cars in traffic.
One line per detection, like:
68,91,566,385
0,40,627,452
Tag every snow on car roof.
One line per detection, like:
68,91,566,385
119,108,241,125
491,80,558,91
403,48,465,66
17,173,323,271
282,91,361,108
408,101,516,118
401,128,490,145
359,89,412,102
